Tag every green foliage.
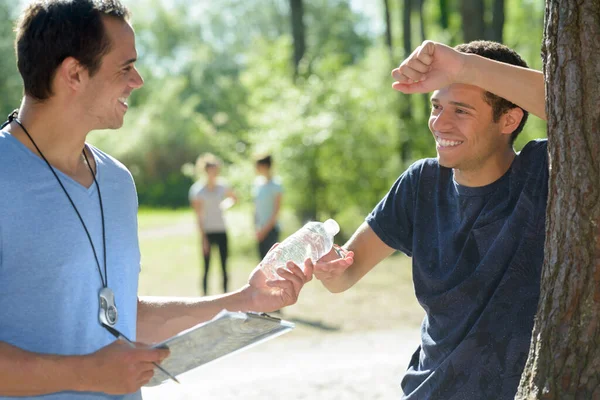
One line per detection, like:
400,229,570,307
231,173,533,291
241,40,406,237
0,1,23,117
2,0,548,225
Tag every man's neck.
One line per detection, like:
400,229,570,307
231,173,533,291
454,147,516,187
6,98,91,177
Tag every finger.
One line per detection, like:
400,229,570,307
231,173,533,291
137,369,155,386
396,65,425,83
406,58,430,74
391,81,428,94
332,245,354,259
416,42,435,65
134,347,170,363
419,40,436,60
273,265,304,295
391,68,411,83
279,263,305,286
303,258,314,282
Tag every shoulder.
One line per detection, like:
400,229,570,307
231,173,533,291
519,139,547,154
0,130,16,154
516,139,548,166
270,177,283,192
404,157,442,182
189,181,206,197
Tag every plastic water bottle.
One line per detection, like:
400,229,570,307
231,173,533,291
260,219,340,280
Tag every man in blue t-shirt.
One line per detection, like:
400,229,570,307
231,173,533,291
0,1,312,399
253,154,284,260
310,40,548,399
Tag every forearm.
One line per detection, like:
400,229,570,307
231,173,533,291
462,53,547,120
137,290,253,344
0,342,85,396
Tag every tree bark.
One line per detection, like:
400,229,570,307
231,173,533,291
289,0,306,80
383,0,393,57
402,0,412,58
460,0,485,42
400,0,413,162
418,0,429,118
490,0,505,43
516,0,600,399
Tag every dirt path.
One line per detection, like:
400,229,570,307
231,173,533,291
141,328,419,400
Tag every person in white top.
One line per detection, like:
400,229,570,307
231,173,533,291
189,153,237,295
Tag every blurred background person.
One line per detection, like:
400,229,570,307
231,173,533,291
253,154,283,260
189,153,237,295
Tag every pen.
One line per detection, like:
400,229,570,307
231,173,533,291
103,324,180,384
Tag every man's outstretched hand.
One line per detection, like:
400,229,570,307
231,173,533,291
310,245,354,283
244,256,314,313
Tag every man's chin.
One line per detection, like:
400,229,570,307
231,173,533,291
437,155,456,169
106,119,125,130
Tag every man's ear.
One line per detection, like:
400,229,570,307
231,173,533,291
55,57,88,94
500,107,524,136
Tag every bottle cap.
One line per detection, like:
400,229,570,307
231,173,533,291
323,219,340,236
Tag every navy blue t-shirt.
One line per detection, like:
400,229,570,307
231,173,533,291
367,140,548,399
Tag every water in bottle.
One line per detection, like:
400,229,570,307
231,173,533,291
260,219,340,280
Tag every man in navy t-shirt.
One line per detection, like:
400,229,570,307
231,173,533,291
311,40,548,399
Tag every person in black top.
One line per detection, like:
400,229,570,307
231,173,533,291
309,40,547,399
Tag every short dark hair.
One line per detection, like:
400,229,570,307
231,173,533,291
455,40,529,144
15,0,130,100
255,154,272,168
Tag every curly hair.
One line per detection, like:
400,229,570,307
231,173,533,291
455,40,530,144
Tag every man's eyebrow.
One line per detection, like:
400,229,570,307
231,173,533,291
430,98,476,110
450,101,476,110
120,58,137,67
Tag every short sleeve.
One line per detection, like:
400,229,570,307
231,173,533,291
188,182,203,202
366,161,421,256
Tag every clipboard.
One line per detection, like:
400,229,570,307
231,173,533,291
145,309,294,386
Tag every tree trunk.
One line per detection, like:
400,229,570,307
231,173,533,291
402,0,412,59
289,0,306,80
383,0,393,57
438,0,449,30
516,1,600,399
490,0,504,43
400,0,413,162
418,0,429,118
460,0,485,42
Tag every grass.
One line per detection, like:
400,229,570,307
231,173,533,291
138,207,424,338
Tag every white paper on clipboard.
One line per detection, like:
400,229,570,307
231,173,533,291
145,309,294,386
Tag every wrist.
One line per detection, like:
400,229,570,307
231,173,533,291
68,354,95,392
41,353,92,392
455,53,475,85
233,284,255,312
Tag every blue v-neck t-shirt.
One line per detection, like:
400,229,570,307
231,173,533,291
0,131,141,400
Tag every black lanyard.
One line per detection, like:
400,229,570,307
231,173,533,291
3,110,108,289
